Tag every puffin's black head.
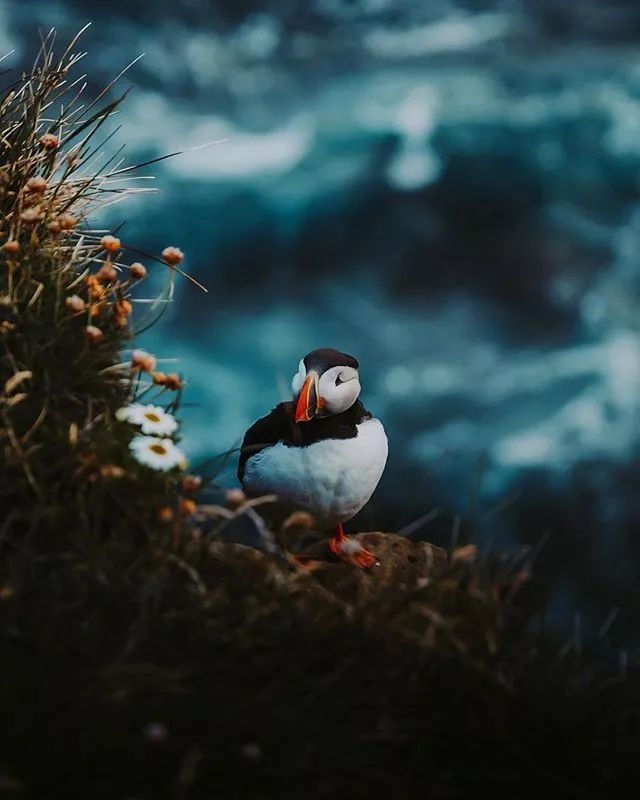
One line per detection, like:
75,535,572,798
291,348,361,423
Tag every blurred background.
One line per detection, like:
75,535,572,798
5,1,640,643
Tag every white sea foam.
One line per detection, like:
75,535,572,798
365,13,511,58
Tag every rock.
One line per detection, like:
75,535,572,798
294,532,448,601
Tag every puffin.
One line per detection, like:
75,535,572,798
237,348,388,568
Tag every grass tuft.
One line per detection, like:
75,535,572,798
0,30,194,553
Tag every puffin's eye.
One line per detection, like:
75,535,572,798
335,374,344,386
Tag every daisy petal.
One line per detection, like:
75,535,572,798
116,403,178,436
129,435,186,471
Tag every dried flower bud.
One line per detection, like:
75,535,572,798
67,153,81,169
20,206,42,224
143,722,169,745
57,214,77,231
65,294,86,313
100,235,121,253
163,373,182,391
179,498,197,517
151,371,166,385
85,325,103,344
114,315,129,329
116,299,132,316
162,246,184,266
85,275,105,301
181,474,202,494
157,507,174,524
48,219,62,234
283,510,316,531
131,349,157,372
0,585,14,601
226,488,246,509
241,743,262,761
26,175,47,193
40,133,59,150
100,464,126,479
451,544,477,563
2,240,19,255
96,262,117,283
130,261,147,280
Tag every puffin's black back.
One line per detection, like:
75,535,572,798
237,399,371,483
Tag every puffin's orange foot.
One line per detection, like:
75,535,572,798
328,526,378,570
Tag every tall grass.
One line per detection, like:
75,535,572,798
0,29,199,552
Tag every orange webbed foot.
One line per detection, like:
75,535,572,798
328,525,379,570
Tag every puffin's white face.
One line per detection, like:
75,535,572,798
291,357,361,421
317,365,361,415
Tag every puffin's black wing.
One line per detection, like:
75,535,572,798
237,402,297,483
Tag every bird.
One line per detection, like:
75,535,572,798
237,348,388,569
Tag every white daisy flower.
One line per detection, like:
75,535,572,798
129,435,186,471
116,403,178,436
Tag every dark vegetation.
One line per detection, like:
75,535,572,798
1,32,639,799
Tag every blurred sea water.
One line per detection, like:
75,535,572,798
5,0,640,635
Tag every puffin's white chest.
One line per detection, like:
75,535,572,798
242,418,388,526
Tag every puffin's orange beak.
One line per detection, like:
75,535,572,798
295,371,320,423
